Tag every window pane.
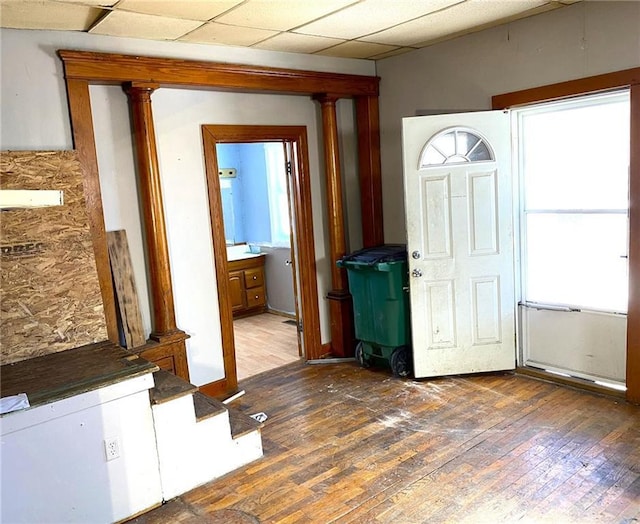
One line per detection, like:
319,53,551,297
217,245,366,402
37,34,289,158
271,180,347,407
434,132,456,157
468,141,491,162
521,93,630,210
525,213,628,312
421,128,492,166
422,146,445,166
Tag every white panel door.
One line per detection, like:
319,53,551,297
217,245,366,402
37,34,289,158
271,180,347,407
402,111,515,378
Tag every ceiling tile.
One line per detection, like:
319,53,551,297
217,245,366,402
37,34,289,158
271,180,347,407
254,32,344,54
294,0,463,40
115,0,244,21
370,46,415,60
316,40,400,59
52,0,119,6
215,0,358,31
89,10,202,40
0,0,104,30
179,22,278,46
361,0,551,47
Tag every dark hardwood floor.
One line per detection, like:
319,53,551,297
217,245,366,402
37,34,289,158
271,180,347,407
133,362,640,524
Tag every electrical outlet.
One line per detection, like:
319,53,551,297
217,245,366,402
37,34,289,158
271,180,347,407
104,437,120,461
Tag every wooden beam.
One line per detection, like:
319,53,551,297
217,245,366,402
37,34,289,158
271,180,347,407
64,78,119,343
314,94,355,358
355,95,384,248
58,50,379,97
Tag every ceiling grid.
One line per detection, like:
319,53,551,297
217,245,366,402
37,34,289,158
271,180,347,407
0,0,581,60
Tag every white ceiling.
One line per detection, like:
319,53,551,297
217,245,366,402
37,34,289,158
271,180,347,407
0,0,580,60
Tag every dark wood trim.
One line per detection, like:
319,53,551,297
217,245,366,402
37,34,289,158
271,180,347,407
493,68,640,404
59,50,381,388
492,67,640,108
64,78,119,343
58,50,379,97
627,83,640,404
124,82,180,337
355,95,384,247
135,337,190,381
198,378,233,399
314,94,355,358
202,125,323,394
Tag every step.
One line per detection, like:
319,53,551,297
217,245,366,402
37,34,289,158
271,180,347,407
228,406,263,439
149,369,197,405
192,391,226,422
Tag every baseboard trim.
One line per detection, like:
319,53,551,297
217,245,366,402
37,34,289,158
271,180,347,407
516,366,626,399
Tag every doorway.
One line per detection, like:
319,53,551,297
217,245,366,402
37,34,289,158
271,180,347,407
514,90,630,389
403,92,630,391
216,140,299,380
202,125,321,392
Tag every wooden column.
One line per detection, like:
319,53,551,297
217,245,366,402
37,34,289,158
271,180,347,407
125,82,190,380
314,94,355,358
355,95,384,248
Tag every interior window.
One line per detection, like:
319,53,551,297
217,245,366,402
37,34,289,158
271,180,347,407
517,90,630,313
264,142,291,247
420,128,493,167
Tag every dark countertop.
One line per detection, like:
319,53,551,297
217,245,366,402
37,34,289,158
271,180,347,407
1,340,157,412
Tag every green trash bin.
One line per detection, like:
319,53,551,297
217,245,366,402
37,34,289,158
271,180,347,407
337,245,412,377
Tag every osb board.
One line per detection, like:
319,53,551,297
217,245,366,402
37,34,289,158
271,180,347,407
1,150,107,364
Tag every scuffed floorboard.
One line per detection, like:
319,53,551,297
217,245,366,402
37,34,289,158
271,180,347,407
132,361,640,524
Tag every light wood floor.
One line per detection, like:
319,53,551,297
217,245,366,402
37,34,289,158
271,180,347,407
234,313,300,381
133,362,640,524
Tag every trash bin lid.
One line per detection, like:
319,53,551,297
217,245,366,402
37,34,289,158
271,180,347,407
339,244,407,265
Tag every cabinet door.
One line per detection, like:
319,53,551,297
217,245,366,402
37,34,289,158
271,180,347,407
229,271,246,311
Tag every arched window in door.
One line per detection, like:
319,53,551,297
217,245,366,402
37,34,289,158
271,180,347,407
419,127,494,167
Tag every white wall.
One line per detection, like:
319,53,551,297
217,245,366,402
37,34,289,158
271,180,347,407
1,374,161,523
0,28,374,385
377,1,640,242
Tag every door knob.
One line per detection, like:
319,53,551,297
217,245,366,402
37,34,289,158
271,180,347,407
285,259,292,266
411,269,423,278
411,250,421,260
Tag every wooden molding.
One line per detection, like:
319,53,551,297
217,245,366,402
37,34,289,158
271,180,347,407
64,79,119,343
136,335,190,381
493,68,640,404
627,83,640,404
59,50,382,389
492,67,640,109
355,95,384,248
202,125,323,394
314,95,349,291
314,95,355,358
58,50,379,97
124,82,179,336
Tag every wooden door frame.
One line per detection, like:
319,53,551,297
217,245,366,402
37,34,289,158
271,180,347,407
493,67,640,403
202,125,321,394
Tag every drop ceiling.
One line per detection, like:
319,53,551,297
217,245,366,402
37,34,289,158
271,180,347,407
0,0,580,60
